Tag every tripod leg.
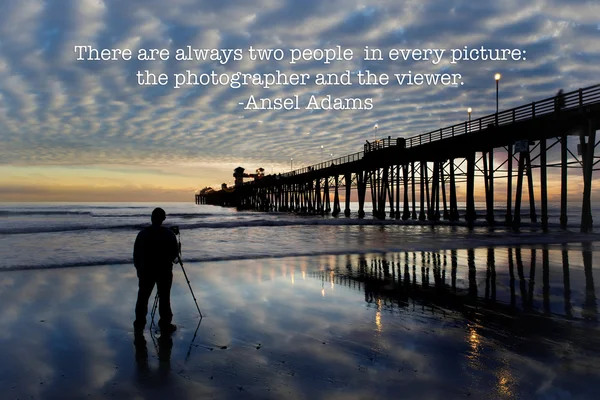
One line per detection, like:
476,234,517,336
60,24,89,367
150,291,159,328
173,234,203,318
178,258,203,318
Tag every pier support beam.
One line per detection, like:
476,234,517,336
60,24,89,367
465,153,477,226
419,162,426,221
483,149,495,224
388,166,395,219
395,165,401,219
488,149,495,224
581,120,596,232
560,135,568,228
370,170,378,217
324,176,331,214
540,138,548,231
315,178,322,214
357,171,367,218
506,143,513,225
344,173,351,217
377,166,389,220
441,161,449,220
308,181,314,213
332,175,341,216
513,151,525,228
424,162,431,221
402,164,411,220
411,162,417,219
526,149,537,223
449,159,459,221
429,162,440,221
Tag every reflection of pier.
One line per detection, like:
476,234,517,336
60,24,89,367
307,245,600,360
310,245,598,324
198,85,600,231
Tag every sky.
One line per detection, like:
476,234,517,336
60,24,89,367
0,0,599,202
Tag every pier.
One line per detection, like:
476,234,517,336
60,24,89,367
197,84,600,232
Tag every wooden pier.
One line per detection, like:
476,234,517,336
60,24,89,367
197,84,600,232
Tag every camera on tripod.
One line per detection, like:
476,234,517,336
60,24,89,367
169,226,180,235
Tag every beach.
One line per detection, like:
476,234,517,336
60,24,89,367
3,0,600,397
1,204,599,400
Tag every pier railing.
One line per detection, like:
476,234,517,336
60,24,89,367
274,83,600,179
406,84,600,147
364,136,407,153
280,151,364,177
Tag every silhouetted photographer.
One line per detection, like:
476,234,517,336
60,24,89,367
133,208,179,333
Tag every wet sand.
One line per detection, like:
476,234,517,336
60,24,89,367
1,243,599,399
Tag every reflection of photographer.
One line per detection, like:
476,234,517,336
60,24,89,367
134,331,173,385
133,208,179,334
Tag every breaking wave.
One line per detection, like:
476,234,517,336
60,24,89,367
3,232,599,272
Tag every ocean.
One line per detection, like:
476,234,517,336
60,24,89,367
1,201,599,272
1,202,600,398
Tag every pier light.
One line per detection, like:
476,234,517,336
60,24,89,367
467,107,472,133
290,157,293,171
494,73,501,114
320,145,324,163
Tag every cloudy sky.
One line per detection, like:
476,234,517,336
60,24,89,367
0,0,599,201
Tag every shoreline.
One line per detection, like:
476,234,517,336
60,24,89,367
2,236,600,273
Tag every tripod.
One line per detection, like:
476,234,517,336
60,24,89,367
150,229,203,330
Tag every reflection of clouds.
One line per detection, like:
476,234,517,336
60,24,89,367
0,267,128,397
0,248,599,398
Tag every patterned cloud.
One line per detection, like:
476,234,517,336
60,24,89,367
0,0,599,198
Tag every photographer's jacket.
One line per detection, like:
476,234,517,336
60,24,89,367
133,225,179,273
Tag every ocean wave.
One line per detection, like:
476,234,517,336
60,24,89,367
0,216,596,235
2,233,599,272
0,224,146,234
0,210,94,216
0,210,216,218
89,212,215,219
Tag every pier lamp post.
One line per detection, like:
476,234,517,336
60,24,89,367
494,73,501,114
290,158,293,171
467,107,472,132
320,145,324,163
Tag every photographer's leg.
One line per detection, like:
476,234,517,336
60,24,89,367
157,271,174,330
134,274,156,331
